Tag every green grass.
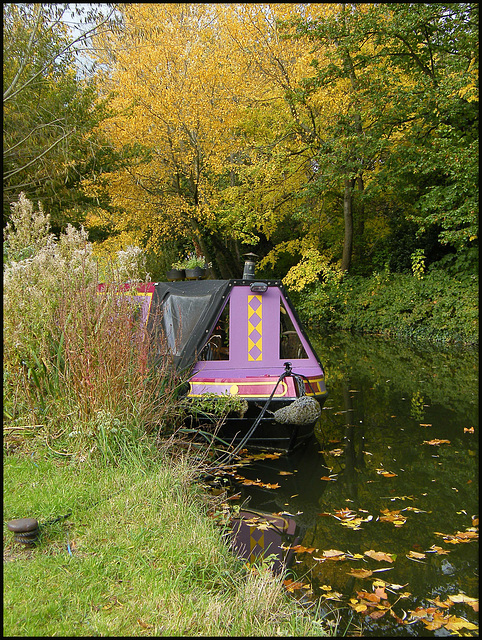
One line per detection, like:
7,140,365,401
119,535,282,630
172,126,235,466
3,442,328,636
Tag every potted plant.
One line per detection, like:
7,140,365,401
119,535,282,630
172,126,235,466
166,261,185,281
179,252,207,280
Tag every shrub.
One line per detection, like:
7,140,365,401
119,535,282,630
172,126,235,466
4,194,182,461
296,266,478,345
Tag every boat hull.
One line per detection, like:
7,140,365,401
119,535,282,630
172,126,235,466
187,391,328,453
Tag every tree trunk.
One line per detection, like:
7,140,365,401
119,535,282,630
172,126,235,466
341,178,354,272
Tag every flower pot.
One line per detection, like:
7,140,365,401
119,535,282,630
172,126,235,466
166,268,185,281
185,267,206,280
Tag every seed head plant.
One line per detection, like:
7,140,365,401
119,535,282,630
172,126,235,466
4,194,182,462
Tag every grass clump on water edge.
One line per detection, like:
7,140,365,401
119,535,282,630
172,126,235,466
3,446,329,636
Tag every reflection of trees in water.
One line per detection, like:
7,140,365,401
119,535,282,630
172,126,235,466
311,332,478,426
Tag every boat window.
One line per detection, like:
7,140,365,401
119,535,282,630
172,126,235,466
200,302,230,361
280,302,308,359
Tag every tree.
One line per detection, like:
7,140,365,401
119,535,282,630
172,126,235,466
288,3,478,273
3,3,117,226
85,3,253,276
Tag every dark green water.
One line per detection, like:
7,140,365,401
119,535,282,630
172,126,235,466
228,332,479,636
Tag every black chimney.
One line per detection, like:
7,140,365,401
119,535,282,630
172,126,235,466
242,253,258,280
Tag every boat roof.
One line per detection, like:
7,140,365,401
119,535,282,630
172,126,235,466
103,279,324,376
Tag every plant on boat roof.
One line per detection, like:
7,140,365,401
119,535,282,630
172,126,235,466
171,251,206,270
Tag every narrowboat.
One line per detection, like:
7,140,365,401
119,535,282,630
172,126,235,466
109,259,328,453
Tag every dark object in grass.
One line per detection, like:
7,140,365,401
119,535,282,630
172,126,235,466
7,518,39,546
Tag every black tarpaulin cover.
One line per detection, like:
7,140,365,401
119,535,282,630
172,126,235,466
147,280,232,371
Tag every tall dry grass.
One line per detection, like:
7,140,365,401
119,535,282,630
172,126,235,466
3,193,182,462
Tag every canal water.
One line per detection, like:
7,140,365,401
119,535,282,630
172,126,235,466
223,332,479,636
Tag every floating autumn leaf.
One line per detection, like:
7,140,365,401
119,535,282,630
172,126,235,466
406,550,426,559
423,439,451,445
379,508,407,527
350,601,368,613
329,448,344,456
320,476,337,481
251,452,281,460
443,615,479,632
334,508,356,519
447,593,479,611
323,549,346,559
278,470,293,476
236,476,281,489
289,544,316,554
464,427,475,433
434,529,478,544
347,568,373,579
283,579,311,592
425,544,451,555
374,585,388,599
427,595,452,609
376,468,398,477
321,590,343,601
364,549,395,563
356,590,383,604
369,609,387,620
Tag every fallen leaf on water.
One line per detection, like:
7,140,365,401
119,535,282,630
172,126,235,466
464,427,475,433
380,508,407,527
290,544,316,554
407,550,426,559
423,439,451,445
352,602,368,613
320,476,337,481
283,579,310,592
323,549,346,558
447,593,479,611
278,471,293,476
374,586,388,599
434,529,478,544
369,609,387,619
347,568,373,579
372,579,387,588
419,423,432,427
356,590,381,603
377,469,398,478
364,549,395,563
426,544,451,555
253,452,281,460
329,448,344,456
443,615,479,632
427,596,452,609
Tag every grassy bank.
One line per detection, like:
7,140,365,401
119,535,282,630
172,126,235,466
3,441,328,637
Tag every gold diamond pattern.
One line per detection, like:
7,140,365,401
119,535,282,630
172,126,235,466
248,295,262,361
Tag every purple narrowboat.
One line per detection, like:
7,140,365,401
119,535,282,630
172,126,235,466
107,262,328,453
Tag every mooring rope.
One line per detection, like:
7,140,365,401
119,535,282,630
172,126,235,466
205,362,297,471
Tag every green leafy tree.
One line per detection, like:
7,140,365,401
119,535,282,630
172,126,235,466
289,3,478,275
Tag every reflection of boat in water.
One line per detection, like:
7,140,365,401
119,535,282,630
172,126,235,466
228,509,302,575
